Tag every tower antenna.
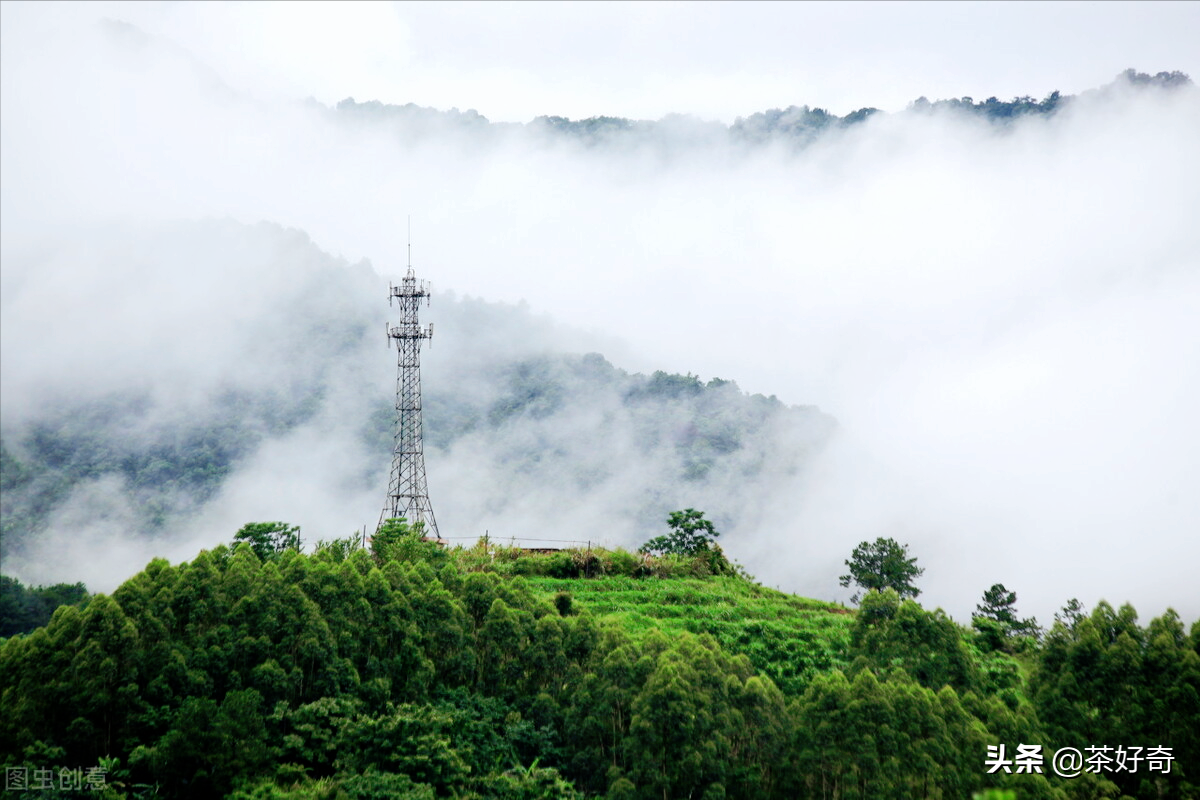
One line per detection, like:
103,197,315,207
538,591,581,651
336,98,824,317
380,228,439,539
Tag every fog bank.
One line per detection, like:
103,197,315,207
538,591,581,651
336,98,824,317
2,8,1198,625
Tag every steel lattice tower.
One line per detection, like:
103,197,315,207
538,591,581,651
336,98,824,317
380,259,439,538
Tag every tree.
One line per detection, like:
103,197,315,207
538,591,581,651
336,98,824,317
1054,597,1085,631
370,517,449,569
972,583,1040,649
639,509,719,556
0,577,89,637
232,521,301,561
839,537,924,603
851,590,979,692
976,583,1019,626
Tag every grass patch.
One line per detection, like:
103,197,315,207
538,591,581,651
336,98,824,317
520,574,853,695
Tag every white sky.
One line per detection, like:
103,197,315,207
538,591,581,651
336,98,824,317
13,0,1200,122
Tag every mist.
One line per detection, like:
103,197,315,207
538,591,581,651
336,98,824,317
2,4,1198,627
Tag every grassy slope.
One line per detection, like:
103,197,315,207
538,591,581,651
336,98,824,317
521,574,854,696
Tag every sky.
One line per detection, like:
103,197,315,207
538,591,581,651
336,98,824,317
2,0,1199,625
9,1,1200,122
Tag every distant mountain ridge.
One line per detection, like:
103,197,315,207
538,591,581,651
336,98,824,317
0,219,834,578
327,68,1192,148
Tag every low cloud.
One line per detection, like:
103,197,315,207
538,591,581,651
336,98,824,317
2,10,1197,627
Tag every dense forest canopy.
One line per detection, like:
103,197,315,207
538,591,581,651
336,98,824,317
1,531,1197,799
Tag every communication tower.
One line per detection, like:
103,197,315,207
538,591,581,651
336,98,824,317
380,242,439,538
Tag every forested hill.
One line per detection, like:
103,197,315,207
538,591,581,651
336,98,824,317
327,68,1191,149
1,531,1197,799
0,218,833,587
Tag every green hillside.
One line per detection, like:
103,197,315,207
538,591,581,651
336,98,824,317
521,575,852,697
2,522,1197,800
